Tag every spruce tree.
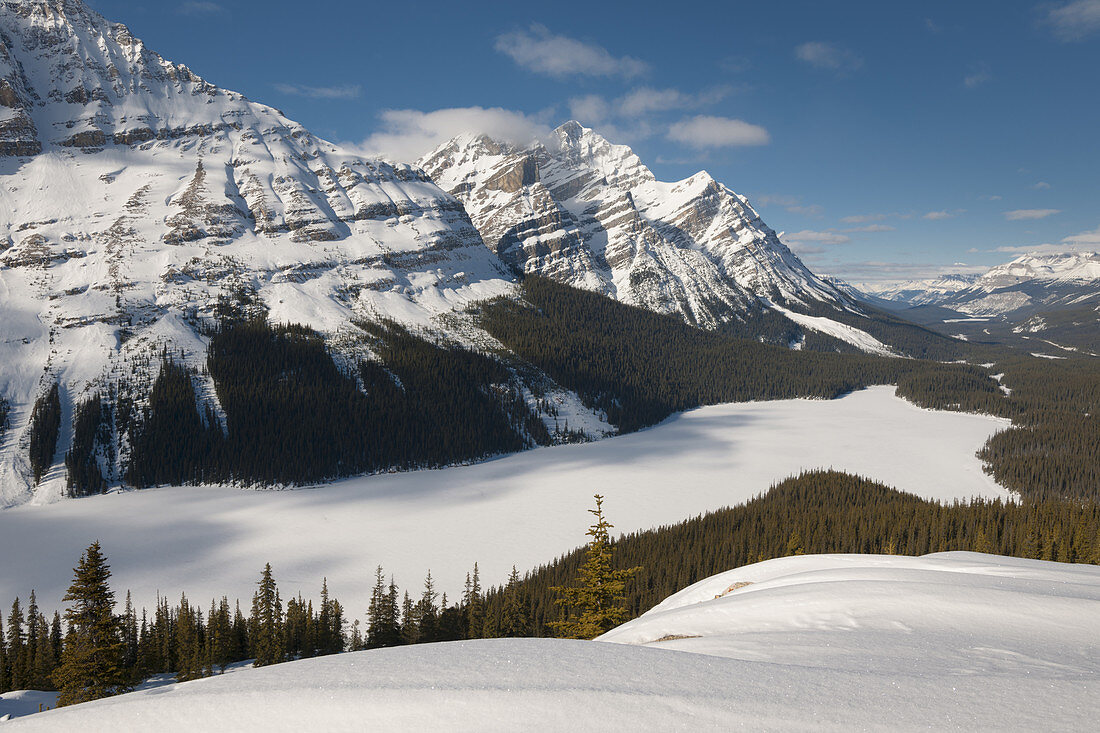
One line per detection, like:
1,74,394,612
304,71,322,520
54,541,129,706
6,598,25,690
249,563,284,667
550,495,641,639
0,615,8,692
500,566,529,637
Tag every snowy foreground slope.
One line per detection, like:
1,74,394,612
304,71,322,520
7,552,1099,731
0,387,1009,615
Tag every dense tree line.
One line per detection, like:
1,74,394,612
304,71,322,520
499,470,1100,635
27,384,61,485
975,357,1100,500
65,396,111,497
477,277,1000,433
124,319,547,487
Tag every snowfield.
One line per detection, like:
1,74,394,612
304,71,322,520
5,552,1098,732
0,387,1009,615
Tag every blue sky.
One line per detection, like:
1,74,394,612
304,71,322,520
87,0,1099,282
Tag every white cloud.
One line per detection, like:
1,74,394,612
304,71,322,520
794,42,863,73
840,211,902,222
1003,208,1061,220
358,107,550,162
923,210,953,220
568,95,611,126
783,230,851,246
1045,0,1100,41
667,115,770,148
979,194,1003,201
964,63,991,88
617,86,730,116
274,83,361,100
495,25,648,79
1062,225,1100,247
844,224,896,233
177,1,224,14
787,204,824,217
1032,181,1052,190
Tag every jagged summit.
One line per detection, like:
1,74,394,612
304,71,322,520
0,0,516,504
420,121,844,329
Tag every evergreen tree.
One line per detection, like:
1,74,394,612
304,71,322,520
550,495,642,639
366,567,401,649
0,615,8,692
500,567,529,637
6,598,25,690
54,541,129,706
249,564,284,667
464,564,483,640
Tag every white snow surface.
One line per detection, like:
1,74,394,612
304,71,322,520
7,552,1099,732
768,302,898,356
0,386,1009,617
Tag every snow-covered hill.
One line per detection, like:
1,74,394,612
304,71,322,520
7,552,1099,731
0,0,519,504
418,123,847,329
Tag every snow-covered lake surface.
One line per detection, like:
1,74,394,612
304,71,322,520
6,552,1097,732
0,386,1010,615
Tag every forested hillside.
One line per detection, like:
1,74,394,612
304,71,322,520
500,470,1100,635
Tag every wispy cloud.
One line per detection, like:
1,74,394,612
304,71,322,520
1032,181,1052,190
979,194,1003,201
274,83,361,100
667,115,770,148
794,42,863,74
963,63,991,88
1044,0,1100,41
358,106,550,162
753,195,823,217
844,224,896,233
840,213,889,224
495,25,648,79
923,210,954,220
177,1,225,15
782,230,851,249
1003,208,1061,220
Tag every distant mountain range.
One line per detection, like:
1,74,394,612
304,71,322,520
842,252,1100,354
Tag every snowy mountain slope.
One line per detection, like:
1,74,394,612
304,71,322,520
9,552,1099,731
0,0,522,505
418,123,849,330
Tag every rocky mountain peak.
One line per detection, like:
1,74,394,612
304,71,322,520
419,123,843,329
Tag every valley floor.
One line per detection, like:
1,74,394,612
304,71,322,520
0,386,1009,614
4,552,1096,731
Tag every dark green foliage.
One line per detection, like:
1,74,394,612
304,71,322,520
477,277,993,432
65,395,109,497
126,359,221,487
196,319,543,485
550,495,641,639
502,471,1100,636
27,384,61,485
54,542,129,707
975,357,1100,500
249,564,283,667
894,363,1006,415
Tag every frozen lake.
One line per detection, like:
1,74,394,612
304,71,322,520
0,386,1011,615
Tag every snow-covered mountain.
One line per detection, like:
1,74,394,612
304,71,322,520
857,273,980,306
855,252,1100,316
0,0,517,504
418,123,846,329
